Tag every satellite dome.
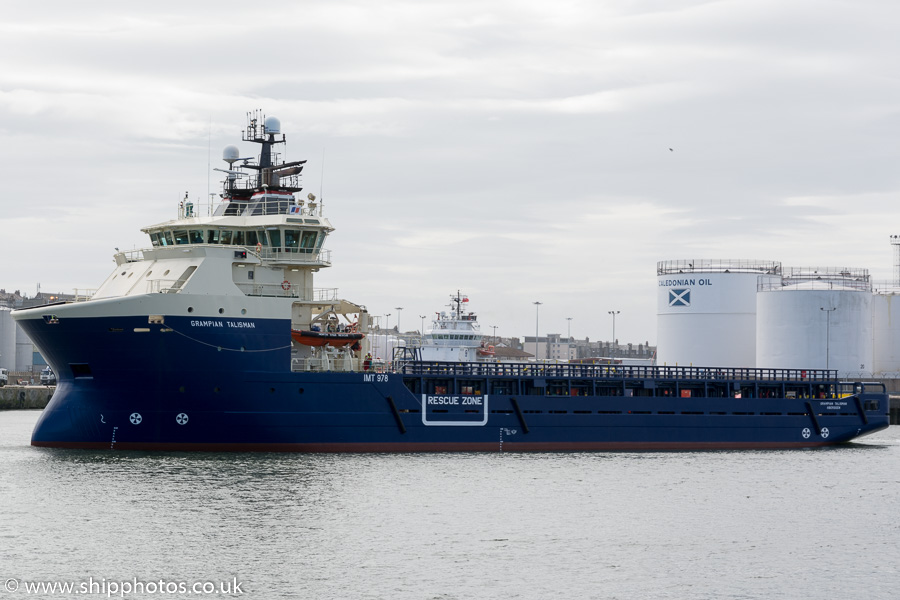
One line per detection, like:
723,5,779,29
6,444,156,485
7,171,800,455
264,116,281,134
222,145,240,164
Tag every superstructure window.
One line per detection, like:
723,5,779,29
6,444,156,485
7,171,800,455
149,232,161,247
189,230,204,244
300,231,317,253
285,229,300,252
268,229,282,251
207,230,220,244
220,230,233,244
247,231,259,246
233,230,245,245
173,230,189,245
163,231,174,246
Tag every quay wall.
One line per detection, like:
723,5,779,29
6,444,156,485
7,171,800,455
0,386,55,410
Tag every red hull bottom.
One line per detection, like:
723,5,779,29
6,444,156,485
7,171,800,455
33,440,840,452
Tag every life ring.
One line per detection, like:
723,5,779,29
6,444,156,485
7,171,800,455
256,243,262,254
282,280,292,291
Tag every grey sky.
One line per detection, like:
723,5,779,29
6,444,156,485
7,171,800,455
3,0,899,344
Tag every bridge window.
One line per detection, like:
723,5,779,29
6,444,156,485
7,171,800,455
301,231,317,253
220,230,233,244
268,229,282,250
173,230,189,245
233,230,245,245
207,229,220,244
285,229,300,252
246,230,258,246
189,230,204,244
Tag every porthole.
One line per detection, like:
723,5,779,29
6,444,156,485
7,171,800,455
218,308,224,314
240,347,246,352
146,271,152,276
187,307,194,313
163,269,170,276
127,272,134,278
121,271,126,276
214,387,221,393
241,308,247,315
270,388,276,393
298,388,304,394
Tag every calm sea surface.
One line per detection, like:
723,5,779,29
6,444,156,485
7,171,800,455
1,410,898,599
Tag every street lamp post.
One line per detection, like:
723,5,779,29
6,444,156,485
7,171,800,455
566,317,573,361
419,315,427,339
821,306,836,370
385,313,391,362
491,325,498,344
533,301,542,360
395,307,403,333
608,310,620,358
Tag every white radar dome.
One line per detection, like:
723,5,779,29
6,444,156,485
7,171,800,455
264,116,281,134
222,145,240,164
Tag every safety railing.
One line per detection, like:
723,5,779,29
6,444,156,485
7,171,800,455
657,259,781,275
235,284,339,301
399,362,839,382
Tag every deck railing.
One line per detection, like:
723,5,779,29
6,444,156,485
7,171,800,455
235,284,338,300
399,362,839,382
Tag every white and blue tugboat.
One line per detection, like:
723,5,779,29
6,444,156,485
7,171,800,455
13,113,889,451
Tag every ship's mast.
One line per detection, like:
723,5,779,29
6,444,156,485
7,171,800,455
451,291,463,319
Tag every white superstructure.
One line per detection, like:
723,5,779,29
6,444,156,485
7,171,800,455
656,259,781,367
420,293,493,362
15,112,371,373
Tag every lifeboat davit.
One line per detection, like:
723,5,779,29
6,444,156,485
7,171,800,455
291,329,365,347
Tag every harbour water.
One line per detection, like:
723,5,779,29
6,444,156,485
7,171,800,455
2,410,898,599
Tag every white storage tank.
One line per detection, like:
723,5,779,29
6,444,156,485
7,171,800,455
871,285,900,376
657,259,781,367
0,307,16,370
16,322,34,371
756,268,872,377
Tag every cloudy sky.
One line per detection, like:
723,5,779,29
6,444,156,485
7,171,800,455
3,0,899,345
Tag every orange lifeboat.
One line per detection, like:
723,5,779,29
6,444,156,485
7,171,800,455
477,344,495,356
291,329,365,347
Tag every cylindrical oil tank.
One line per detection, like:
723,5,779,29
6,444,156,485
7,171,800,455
657,259,782,367
16,322,33,371
756,268,872,377
0,307,17,370
871,287,900,375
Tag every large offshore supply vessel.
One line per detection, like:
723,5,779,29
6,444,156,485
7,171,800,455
13,113,889,451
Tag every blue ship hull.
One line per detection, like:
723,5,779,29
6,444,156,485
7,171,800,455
20,313,891,451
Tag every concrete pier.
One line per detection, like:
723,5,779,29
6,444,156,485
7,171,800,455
0,386,54,410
